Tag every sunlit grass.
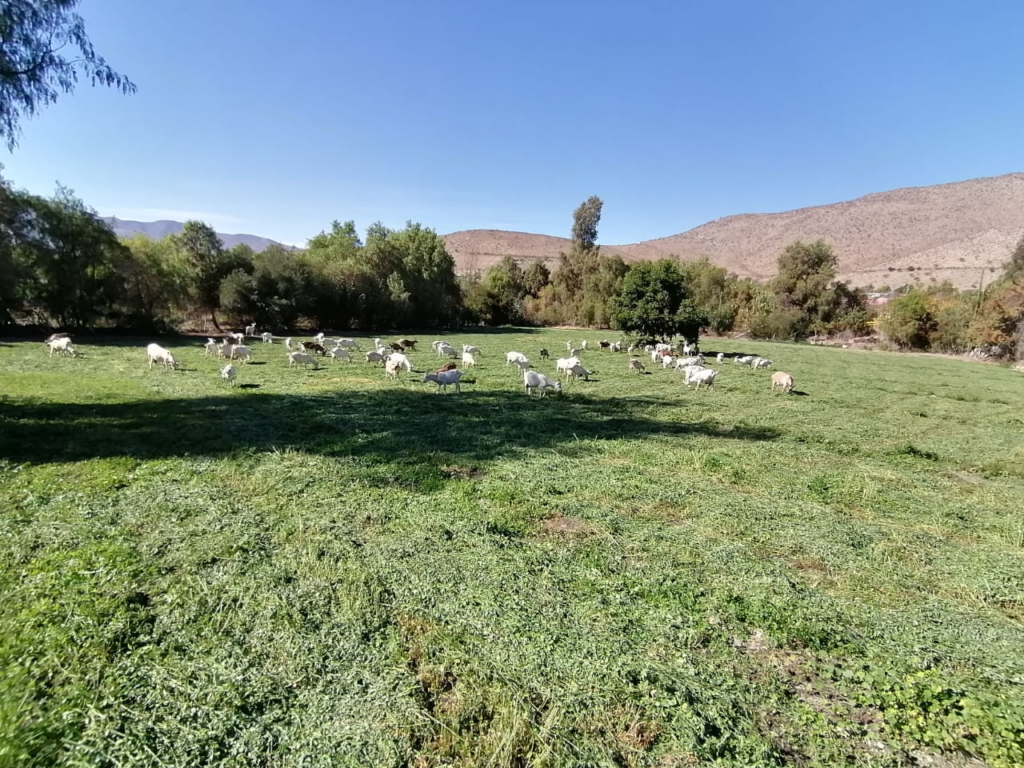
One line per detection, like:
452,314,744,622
1,331,1022,767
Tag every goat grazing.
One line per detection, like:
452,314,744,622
230,345,253,363
462,351,476,368
628,359,645,374
288,351,319,369
261,332,274,344
524,370,561,397
423,368,464,393
328,347,351,362
146,343,176,369
221,364,236,384
771,372,794,393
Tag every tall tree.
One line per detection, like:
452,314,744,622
0,0,136,149
170,221,233,329
571,195,603,253
612,259,706,343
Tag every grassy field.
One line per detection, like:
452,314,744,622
1,330,1022,768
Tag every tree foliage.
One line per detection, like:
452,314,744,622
1004,233,1024,284
612,260,706,343
571,195,602,254
0,0,136,149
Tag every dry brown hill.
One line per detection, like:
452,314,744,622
443,173,1024,289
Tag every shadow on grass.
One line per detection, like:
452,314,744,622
0,390,781,466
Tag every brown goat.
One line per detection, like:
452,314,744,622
435,362,457,373
397,338,418,350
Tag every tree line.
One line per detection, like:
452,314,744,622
2,176,1022,359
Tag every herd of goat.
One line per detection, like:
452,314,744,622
42,329,795,396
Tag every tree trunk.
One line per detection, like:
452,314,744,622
210,309,222,332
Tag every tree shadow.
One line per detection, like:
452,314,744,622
0,390,781,467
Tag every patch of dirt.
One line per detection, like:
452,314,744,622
539,515,597,537
439,464,485,481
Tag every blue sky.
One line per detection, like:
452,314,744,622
4,0,1023,246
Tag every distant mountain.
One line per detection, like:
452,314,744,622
102,218,284,252
103,173,1024,289
443,173,1024,289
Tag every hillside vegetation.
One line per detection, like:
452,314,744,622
2,332,1022,767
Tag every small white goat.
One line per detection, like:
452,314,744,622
505,351,528,366
385,357,401,380
204,337,218,356
436,342,456,358
524,370,561,396
555,356,580,376
717,352,725,363
365,351,386,366
328,347,351,362
580,340,588,350
288,351,318,369
261,332,273,344
146,343,176,369
566,363,591,381
675,355,705,369
221,364,236,384
628,359,645,374
462,351,476,368
662,355,676,369
47,337,76,357
771,371,794,393
313,332,326,344
228,332,245,344
336,338,360,350
387,352,412,372
244,323,257,337
284,337,294,350
462,344,482,357
423,368,464,393
752,357,773,369
688,368,718,390
230,345,253,363
734,355,755,366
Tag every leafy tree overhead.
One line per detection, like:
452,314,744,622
613,259,706,343
571,195,603,253
0,0,136,149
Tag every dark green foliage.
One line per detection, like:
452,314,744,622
879,290,935,349
0,0,136,149
613,259,707,342
522,259,550,297
463,255,527,326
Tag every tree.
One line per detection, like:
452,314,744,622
571,195,602,253
0,0,136,149
878,290,934,349
678,256,739,334
170,221,236,329
771,240,865,338
522,260,550,297
612,260,706,343
1004,233,1024,283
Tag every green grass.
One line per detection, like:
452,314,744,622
1,331,1022,768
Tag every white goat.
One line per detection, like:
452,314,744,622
288,351,318,369
284,337,294,350
662,355,676,369
313,332,326,344
506,351,528,366
717,352,725,363
385,358,401,380
47,337,76,357
365,351,386,366
146,343,176,369
628,359,645,374
387,352,412,372
734,355,755,366
221,364,236,384
336,338,360,350
462,351,476,368
328,347,351,362
675,355,705,369
204,337,218,356
580,340,588,351
228,332,245,344
555,356,580,376
752,357,773,369
688,368,718,390
524,370,561,397
423,368,464,393
244,323,257,337
462,344,482,357
436,342,456,358
771,371,794,393
230,345,253,363
566,363,591,381
261,332,273,344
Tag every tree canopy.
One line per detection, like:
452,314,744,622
612,259,706,343
571,195,602,253
0,0,135,149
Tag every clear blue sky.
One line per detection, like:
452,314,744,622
4,0,1023,246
